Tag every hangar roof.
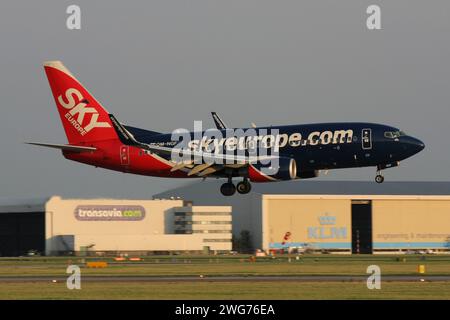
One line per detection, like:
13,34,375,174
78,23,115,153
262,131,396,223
158,180,450,196
251,181,450,195
0,196,186,213
0,197,50,212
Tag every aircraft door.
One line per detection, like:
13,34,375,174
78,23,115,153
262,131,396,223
120,145,130,165
361,129,372,150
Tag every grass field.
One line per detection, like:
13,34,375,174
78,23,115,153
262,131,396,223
1,281,449,300
0,255,449,277
0,255,449,299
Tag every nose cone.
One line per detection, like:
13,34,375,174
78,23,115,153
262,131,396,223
401,136,425,157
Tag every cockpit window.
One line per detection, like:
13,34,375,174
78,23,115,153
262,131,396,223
384,131,406,139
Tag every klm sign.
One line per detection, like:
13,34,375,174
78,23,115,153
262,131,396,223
307,213,347,239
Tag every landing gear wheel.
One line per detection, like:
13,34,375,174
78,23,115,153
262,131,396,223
375,174,384,184
220,182,236,196
236,180,252,194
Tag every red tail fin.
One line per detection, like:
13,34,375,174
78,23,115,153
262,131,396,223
43,61,117,144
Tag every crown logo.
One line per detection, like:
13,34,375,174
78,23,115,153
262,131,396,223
318,213,336,225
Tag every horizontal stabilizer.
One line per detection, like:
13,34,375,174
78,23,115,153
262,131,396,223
25,142,97,152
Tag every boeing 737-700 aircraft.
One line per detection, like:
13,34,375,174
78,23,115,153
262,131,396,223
28,61,425,196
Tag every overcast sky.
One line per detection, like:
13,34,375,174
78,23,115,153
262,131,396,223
0,1,449,199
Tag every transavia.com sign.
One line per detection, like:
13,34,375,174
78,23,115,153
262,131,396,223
74,205,146,221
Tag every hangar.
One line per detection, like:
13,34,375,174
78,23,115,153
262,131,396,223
2,181,449,256
0,196,231,256
156,181,450,254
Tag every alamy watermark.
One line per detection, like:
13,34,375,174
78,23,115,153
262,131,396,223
66,265,81,290
366,265,381,289
169,121,281,175
66,5,81,30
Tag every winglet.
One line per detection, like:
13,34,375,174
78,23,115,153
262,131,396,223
211,112,228,130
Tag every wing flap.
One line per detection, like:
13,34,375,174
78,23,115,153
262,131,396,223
187,163,214,176
197,166,220,177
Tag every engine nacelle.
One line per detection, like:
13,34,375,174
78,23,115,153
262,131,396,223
248,157,297,182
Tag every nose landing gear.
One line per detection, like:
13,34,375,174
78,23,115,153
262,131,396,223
375,169,384,184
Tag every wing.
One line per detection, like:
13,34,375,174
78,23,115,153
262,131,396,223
143,143,277,176
143,143,273,164
108,113,275,177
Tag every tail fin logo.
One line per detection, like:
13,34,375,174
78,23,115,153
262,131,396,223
58,88,111,136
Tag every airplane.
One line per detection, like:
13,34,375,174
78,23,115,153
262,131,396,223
27,61,425,196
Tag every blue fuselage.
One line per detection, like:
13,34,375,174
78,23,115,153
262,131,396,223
130,122,424,177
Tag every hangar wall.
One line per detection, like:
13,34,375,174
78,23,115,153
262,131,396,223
173,206,233,251
372,199,450,250
154,185,259,238
43,196,232,255
263,197,351,251
156,181,450,254
260,195,450,253
45,197,183,255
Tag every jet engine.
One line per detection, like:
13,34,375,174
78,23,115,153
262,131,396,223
248,157,297,181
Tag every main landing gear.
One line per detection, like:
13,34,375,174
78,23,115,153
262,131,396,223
236,178,252,194
220,177,252,196
220,179,235,196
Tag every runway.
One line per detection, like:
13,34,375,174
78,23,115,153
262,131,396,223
1,275,450,282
